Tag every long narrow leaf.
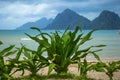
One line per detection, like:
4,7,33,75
4,50,17,57
0,45,15,56
30,27,41,32
92,53,101,61
62,26,69,38
24,49,31,59
93,45,106,47
77,26,82,32
62,31,70,43
80,30,95,45
25,33,50,48
16,47,23,61
3,73,12,80
0,57,4,66
48,63,55,75
24,46,36,53
90,49,103,53
0,41,3,45
80,53,89,58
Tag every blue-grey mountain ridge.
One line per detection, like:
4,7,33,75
17,9,120,30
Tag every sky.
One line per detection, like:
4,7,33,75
0,0,120,30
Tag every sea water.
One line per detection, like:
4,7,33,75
0,30,120,60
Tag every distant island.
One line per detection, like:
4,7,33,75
16,8,120,30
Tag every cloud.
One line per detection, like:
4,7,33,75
0,1,58,29
0,0,120,29
0,2,51,17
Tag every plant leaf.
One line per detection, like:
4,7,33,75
80,30,95,45
80,53,89,58
15,47,23,61
78,61,81,71
0,57,4,66
25,33,50,48
3,73,12,80
0,41,3,45
39,55,48,64
48,63,55,75
4,50,17,57
92,53,101,61
0,45,15,57
30,27,41,32
93,45,106,47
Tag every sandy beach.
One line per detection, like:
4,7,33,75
12,59,120,80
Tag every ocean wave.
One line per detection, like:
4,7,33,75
21,37,31,40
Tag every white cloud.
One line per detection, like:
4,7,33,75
0,16,40,29
0,2,58,29
0,2,51,16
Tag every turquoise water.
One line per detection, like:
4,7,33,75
0,30,120,60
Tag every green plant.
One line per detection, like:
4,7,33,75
0,41,22,80
94,61,120,80
13,73,75,80
77,44,105,80
25,26,105,75
77,59,95,80
15,45,48,79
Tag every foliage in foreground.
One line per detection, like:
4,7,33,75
13,73,75,80
0,42,23,80
94,61,120,80
0,26,120,80
78,59,95,80
26,26,105,75
15,45,48,77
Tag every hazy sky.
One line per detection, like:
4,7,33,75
0,0,120,30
